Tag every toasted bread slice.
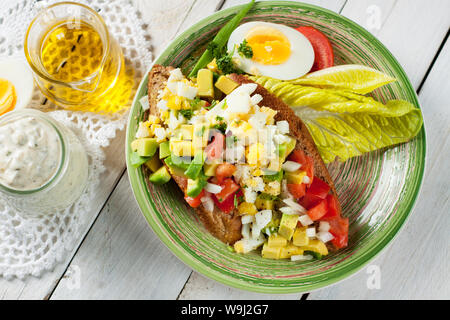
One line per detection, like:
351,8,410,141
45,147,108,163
146,64,242,245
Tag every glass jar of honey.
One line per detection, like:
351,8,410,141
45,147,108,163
24,2,134,114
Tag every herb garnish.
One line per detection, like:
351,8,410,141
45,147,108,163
179,109,194,120
238,39,253,58
212,122,227,134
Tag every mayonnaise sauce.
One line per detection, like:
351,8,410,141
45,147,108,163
0,116,61,190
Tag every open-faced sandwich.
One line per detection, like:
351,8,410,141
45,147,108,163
130,64,348,261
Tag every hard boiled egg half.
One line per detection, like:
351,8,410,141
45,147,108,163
0,59,34,116
227,21,315,80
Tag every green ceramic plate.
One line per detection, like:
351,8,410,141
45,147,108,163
126,1,425,293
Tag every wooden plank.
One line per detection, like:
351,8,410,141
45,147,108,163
50,173,193,299
49,0,225,299
341,0,450,89
132,0,197,57
309,38,450,300
0,132,126,299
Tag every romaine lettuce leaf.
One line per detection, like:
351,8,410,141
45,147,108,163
251,76,423,163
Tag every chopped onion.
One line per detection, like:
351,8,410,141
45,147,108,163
282,160,302,172
279,206,298,215
283,197,307,214
276,120,289,134
251,225,262,240
241,223,251,239
250,94,263,106
281,179,290,198
319,221,330,232
291,254,313,262
200,196,214,213
306,227,316,238
205,182,223,194
139,95,150,111
316,231,334,243
241,215,255,225
168,68,184,81
298,214,313,226
255,210,272,228
302,175,311,184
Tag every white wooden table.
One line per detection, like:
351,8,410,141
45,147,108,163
1,0,449,300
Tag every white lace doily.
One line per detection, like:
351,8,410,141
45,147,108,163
0,0,152,279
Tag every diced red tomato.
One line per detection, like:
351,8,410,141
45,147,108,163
213,189,243,214
215,162,236,183
287,183,306,199
184,190,205,208
328,216,349,248
307,198,328,221
298,176,330,209
321,194,341,220
308,177,330,199
299,193,320,210
205,132,224,161
213,178,240,203
296,26,334,72
287,149,314,186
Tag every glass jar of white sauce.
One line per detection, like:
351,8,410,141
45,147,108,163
0,109,88,218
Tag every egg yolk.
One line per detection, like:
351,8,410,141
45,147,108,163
0,78,16,115
245,26,291,65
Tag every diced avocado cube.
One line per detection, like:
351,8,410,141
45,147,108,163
131,139,140,152
268,158,282,172
278,137,296,160
180,124,194,140
255,195,274,211
184,151,205,180
215,75,238,95
262,210,281,235
285,170,306,184
279,244,304,259
129,151,149,168
164,155,188,177
261,243,281,259
278,213,299,241
186,176,207,198
159,141,171,159
301,239,328,256
268,234,287,248
292,227,309,247
149,166,171,185
131,138,158,157
197,69,214,98
203,160,220,176
144,153,162,172
304,250,323,260
192,123,209,149
263,170,283,183
170,139,194,157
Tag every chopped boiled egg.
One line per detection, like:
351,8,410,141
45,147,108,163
0,59,34,115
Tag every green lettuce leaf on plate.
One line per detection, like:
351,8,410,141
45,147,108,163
251,76,423,163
